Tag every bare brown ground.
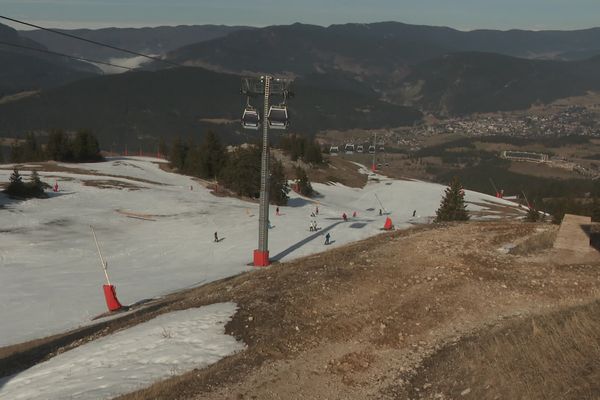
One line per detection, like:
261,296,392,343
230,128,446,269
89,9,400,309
2,221,599,399
0,161,165,186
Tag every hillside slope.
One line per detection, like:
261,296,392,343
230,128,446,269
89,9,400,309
0,23,100,96
162,22,600,101
399,52,600,115
0,67,422,146
21,25,252,62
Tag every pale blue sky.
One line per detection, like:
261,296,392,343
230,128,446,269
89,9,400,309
1,0,598,31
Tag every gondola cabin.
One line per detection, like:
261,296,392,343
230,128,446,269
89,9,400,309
267,105,289,130
368,145,376,154
330,145,339,154
241,107,260,130
344,143,355,154
356,145,364,153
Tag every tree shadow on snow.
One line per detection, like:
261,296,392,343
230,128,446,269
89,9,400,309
271,221,343,261
286,197,313,208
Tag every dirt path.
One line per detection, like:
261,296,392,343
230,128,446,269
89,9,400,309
2,221,599,399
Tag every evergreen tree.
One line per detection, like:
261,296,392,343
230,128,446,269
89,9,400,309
270,159,289,206
295,167,314,197
71,130,102,162
304,140,323,164
5,168,25,197
46,130,71,161
27,170,45,197
10,143,24,163
22,132,42,162
198,131,226,179
169,137,187,171
158,137,168,159
220,146,261,197
434,177,469,222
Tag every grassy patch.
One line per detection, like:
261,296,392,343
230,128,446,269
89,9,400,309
409,301,600,400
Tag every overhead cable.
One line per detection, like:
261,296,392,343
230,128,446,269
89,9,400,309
0,15,182,68
0,40,134,70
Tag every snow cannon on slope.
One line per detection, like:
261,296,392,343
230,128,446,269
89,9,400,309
91,226,123,312
383,217,394,231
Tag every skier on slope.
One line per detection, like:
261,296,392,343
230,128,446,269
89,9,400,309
324,232,331,245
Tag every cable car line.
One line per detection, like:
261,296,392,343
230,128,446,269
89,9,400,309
0,40,134,70
0,15,183,68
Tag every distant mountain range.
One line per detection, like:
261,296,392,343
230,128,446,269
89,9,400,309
399,52,600,115
0,23,100,96
164,22,600,94
2,20,600,142
21,25,252,63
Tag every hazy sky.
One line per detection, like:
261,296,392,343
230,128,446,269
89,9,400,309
1,0,599,31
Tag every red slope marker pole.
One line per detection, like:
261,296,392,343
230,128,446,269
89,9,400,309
91,226,122,311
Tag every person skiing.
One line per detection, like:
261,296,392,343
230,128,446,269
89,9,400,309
379,209,383,216
214,232,219,242
324,232,331,245
352,211,357,218
412,210,416,217
342,213,347,222
316,206,319,215
276,207,280,216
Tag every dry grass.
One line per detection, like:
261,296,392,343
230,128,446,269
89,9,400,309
510,226,558,255
410,301,600,400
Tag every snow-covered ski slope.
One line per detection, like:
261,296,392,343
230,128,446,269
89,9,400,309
0,157,521,347
0,303,244,400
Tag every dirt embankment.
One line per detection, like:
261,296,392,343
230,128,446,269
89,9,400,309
2,221,599,399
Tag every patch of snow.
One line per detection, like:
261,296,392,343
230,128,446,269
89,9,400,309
0,303,243,400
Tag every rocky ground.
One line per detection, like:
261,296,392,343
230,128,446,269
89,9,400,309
2,221,599,399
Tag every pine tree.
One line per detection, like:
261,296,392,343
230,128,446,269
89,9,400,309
220,146,261,197
295,167,314,197
303,140,323,164
27,170,45,197
158,137,168,159
5,168,25,196
46,130,70,161
169,137,186,171
198,131,226,179
270,159,289,206
434,177,469,222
